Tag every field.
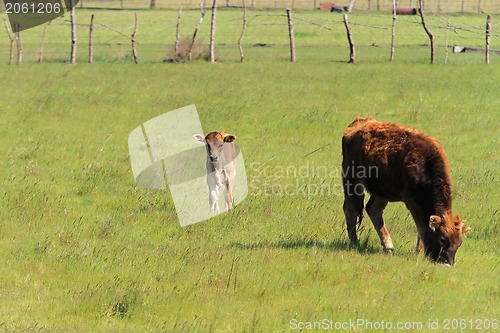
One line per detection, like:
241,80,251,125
0,7,499,333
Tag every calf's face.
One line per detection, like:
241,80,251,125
193,132,236,163
427,214,470,266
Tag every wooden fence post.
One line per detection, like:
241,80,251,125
132,12,139,64
210,0,218,63
4,19,14,65
175,6,182,57
286,8,296,62
347,0,356,12
486,15,491,64
343,13,355,63
418,0,435,64
89,14,94,63
70,0,76,64
238,0,247,62
188,0,206,61
390,0,397,62
15,25,22,64
444,17,450,64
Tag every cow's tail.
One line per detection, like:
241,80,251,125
356,197,365,230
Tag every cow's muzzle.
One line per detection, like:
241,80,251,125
210,155,219,162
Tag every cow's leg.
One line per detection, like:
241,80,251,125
405,201,427,254
222,169,235,213
365,196,393,251
416,235,424,254
209,187,220,213
207,173,220,213
342,184,365,246
223,182,234,212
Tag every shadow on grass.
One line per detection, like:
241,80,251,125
230,237,379,254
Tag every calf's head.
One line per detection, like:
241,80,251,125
193,131,236,163
426,214,470,266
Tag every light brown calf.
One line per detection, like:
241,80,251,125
193,131,237,213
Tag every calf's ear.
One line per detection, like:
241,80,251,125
223,135,236,143
462,225,471,234
429,215,442,232
192,134,205,143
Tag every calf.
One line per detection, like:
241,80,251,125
193,131,237,213
341,117,470,265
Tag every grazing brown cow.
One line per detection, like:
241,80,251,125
342,117,470,265
193,131,237,213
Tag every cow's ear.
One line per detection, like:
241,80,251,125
192,134,205,143
462,225,471,234
429,215,442,232
224,135,236,143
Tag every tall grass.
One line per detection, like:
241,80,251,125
0,62,498,331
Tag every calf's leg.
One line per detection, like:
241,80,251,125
209,187,220,213
223,182,234,212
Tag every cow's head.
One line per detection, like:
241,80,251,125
193,131,236,163
426,214,470,266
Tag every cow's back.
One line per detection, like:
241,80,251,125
342,117,449,202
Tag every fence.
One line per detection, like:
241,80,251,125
50,0,500,13
0,1,497,64
3,0,497,13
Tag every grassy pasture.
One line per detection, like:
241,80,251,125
0,60,498,331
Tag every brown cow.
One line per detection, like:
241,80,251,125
341,117,470,265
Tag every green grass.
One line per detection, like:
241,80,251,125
0,61,498,331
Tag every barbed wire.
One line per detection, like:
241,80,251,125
0,2,496,64
68,0,500,14
0,0,489,13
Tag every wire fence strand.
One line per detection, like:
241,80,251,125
0,1,497,64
